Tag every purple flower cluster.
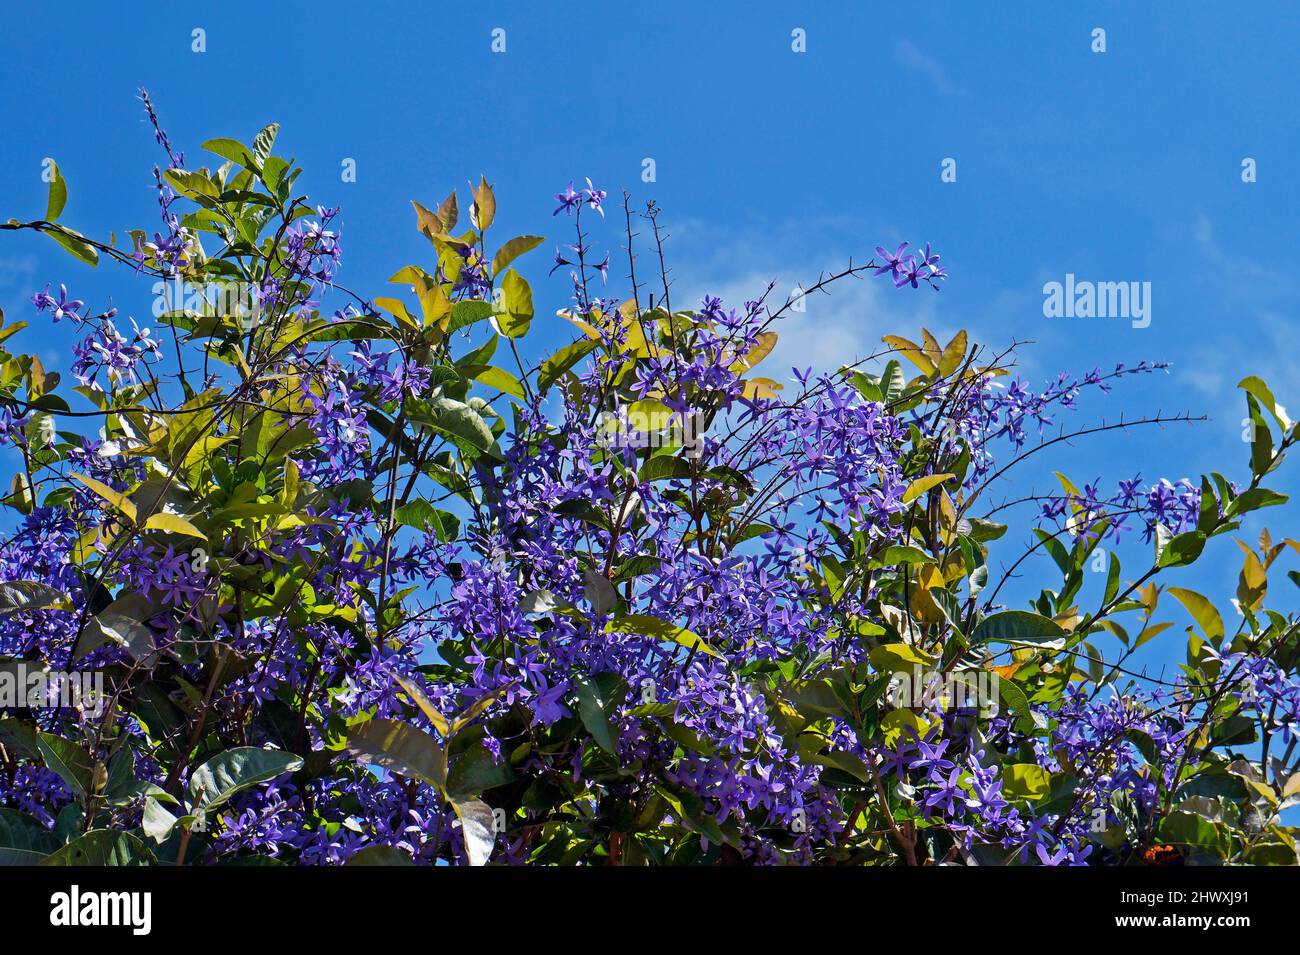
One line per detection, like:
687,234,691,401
874,241,946,289
70,315,162,391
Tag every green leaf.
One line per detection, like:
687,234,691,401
519,589,568,614
1244,394,1274,478
45,161,67,222
0,580,66,617
491,234,545,276
1002,764,1051,801
346,719,446,789
850,372,883,402
346,845,414,866
143,511,207,540
452,796,496,866
869,642,936,674
252,123,280,164
448,300,495,333
40,830,155,866
938,330,968,376
881,360,906,403
970,611,1066,646
188,747,304,811
812,749,875,783
473,365,525,400
882,335,936,376
966,518,1008,542
142,797,179,844
78,595,156,661
447,744,518,797
497,269,534,338
1238,375,1293,432
902,473,953,503
1225,487,1288,518
604,614,723,658
415,397,501,459
46,227,98,267
996,676,1032,723
201,138,258,169
0,809,58,865
656,783,728,845
870,545,932,567
260,156,289,194
584,569,618,614
539,339,598,393
1196,475,1218,532
471,176,496,231
1103,550,1122,604
0,718,42,759
573,674,622,754
392,500,456,541
35,733,93,798
163,168,219,201
449,687,508,736
1032,528,1073,577
71,473,137,522
1166,587,1224,641
1209,715,1256,747
638,455,693,483
1158,811,1222,852
1157,530,1206,568
392,673,452,737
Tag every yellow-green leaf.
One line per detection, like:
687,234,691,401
939,330,968,376
882,335,936,375
392,673,452,738
143,512,207,541
730,331,778,373
902,473,954,503
472,176,496,231
46,161,67,222
491,235,545,276
869,642,936,674
605,614,722,658
497,269,533,338
740,377,783,401
1003,764,1051,800
474,366,525,400
71,474,137,523
1167,587,1225,641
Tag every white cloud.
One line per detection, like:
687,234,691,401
0,254,37,291
1193,213,1274,283
893,39,956,95
660,217,949,382
1182,214,1296,402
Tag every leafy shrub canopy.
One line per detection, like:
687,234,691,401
0,96,1297,866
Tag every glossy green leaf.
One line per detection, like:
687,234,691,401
189,747,304,811
40,830,155,866
970,611,1065,646
346,719,446,788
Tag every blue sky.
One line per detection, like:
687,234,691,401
0,1,1297,684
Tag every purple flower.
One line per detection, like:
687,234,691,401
553,181,581,216
31,284,84,322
